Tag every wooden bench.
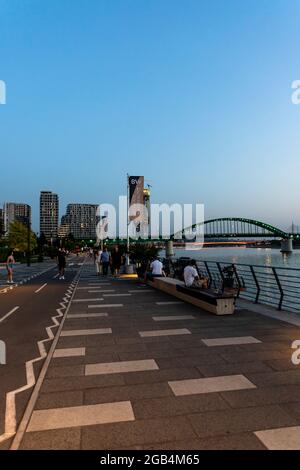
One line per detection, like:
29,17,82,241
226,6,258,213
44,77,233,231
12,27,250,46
148,277,235,315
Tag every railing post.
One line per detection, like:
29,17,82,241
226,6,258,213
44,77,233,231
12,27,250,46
232,264,241,298
272,267,284,310
217,262,225,292
204,261,213,289
250,266,260,303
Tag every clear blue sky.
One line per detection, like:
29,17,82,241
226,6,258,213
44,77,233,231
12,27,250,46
1,0,300,231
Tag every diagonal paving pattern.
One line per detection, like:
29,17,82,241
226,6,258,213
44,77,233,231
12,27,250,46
16,261,300,450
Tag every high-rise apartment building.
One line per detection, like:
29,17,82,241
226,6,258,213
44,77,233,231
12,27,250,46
3,202,31,235
40,191,59,240
60,203,99,240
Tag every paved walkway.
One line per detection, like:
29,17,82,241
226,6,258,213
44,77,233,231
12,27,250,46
14,260,300,450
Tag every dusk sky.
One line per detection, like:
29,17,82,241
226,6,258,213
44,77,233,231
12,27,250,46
1,0,300,231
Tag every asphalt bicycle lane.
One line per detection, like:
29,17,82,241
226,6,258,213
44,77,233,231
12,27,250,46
0,263,81,449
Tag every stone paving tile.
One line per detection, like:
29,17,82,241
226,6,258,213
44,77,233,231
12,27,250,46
52,352,121,366
118,350,180,361
220,384,300,408
254,426,300,450
177,355,227,368
177,345,244,356
84,382,173,404
236,341,292,352
144,342,178,352
87,343,148,354
81,416,197,449
197,361,274,377
123,367,203,385
245,370,300,387
20,428,82,450
41,374,126,393
85,336,117,347
187,405,297,438
35,390,84,410
281,402,300,420
265,359,300,371
220,350,290,363
132,393,230,419
142,433,267,450
57,336,87,348
46,364,85,378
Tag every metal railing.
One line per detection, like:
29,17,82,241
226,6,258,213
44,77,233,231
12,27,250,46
197,260,300,312
166,258,300,312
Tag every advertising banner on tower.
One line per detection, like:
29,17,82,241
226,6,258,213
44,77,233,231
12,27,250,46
128,175,148,237
128,176,144,206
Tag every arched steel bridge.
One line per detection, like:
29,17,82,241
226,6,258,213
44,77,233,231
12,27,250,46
174,217,297,240
101,217,299,244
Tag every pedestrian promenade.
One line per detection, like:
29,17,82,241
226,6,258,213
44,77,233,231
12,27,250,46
17,260,300,450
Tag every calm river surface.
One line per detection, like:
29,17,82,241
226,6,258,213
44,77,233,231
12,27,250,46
173,247,300,269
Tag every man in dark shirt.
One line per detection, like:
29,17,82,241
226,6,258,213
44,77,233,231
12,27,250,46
111,246,122,277
57,249,66,280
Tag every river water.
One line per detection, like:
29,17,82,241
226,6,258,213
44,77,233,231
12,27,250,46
173,247,300,269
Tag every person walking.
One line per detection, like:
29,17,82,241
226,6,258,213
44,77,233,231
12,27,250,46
57,248,66,280
6,251,15,284
111,246,122,277
95,248,102,275
101,247,110,275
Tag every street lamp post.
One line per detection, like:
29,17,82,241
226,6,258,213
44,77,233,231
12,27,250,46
126,173,130,265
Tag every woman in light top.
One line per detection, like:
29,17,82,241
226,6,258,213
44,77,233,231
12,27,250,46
6,251,15,284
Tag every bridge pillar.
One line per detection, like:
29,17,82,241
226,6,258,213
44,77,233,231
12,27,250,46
281,238,293,253
165,240,174,258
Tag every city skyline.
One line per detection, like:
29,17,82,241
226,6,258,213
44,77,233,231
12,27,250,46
1,186,300,236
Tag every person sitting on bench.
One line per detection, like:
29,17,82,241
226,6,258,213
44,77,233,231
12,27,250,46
184,260,209,289
146,257,166,281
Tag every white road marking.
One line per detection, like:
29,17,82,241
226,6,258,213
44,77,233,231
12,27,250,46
255,426,300,450
152,315,195,321
67,313,108,318
139,328,191,337
128,289,152,293
61,328,112,336
27,401,135,432
0,306,20,323
53,347,86,358
35,283,47,294
156,301,184,306
103,293,132,297
88,290,115,293
202,336,261,347
169,375,256,396
86,359,159,376
88,304,123,309
77,285,110,289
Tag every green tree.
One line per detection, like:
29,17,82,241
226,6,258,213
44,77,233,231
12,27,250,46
38,232,47,247
129,242,160,264
8,221,37,253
